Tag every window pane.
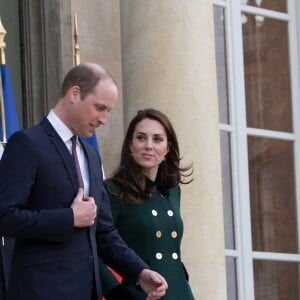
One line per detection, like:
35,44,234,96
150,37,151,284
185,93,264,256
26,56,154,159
254,260,300,299
241,0,287,13
242,14,292,132
226,257,238,300
214,5,230,124
220,131,235,249
248,136,298,253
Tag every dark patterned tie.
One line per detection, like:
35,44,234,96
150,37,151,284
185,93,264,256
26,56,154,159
71,136,84,189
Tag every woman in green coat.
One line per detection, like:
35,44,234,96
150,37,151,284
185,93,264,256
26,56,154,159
99,108,194,299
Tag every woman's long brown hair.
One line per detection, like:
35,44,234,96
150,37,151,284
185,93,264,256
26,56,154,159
106,108,193,204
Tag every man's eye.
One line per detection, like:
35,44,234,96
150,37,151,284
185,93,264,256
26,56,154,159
95,105,106,111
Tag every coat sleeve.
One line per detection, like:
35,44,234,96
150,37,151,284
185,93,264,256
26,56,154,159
96,180,149,287
0,131,74,242
98,187,122,296
98,187,139,299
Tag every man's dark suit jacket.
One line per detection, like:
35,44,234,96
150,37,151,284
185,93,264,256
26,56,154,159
0,237,14,299
0,118,148,300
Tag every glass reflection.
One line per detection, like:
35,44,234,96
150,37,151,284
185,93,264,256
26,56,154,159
241,0,287,13
254,260,299,299
242,14,292,132
213,6,230,124
248,136,298,253
226,257,238,300
220,132,235,249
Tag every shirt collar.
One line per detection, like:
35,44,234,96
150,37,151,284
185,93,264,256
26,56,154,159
47,109,73,143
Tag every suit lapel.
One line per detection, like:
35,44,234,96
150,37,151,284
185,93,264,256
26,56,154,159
40,118,78,189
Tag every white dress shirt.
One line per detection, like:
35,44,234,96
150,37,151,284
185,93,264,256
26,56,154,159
47,110,90,196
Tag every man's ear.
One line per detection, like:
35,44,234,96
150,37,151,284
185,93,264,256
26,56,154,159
68,85,81,103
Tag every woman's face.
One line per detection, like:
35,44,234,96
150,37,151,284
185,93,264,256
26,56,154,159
129,118,169,180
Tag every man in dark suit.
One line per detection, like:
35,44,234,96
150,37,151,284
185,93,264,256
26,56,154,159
0,63,168,300
0,237,14,299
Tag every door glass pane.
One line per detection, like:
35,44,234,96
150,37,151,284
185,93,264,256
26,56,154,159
214,5,230,124
242,14,292,132
221,131,235,249
248,136,298,253
226,256,238,300
254,260,300,299
241,0,287,13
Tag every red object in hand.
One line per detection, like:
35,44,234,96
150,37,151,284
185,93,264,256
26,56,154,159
101,267,123,299
107,266,122,283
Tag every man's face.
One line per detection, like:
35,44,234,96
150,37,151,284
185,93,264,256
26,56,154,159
70,79,118,137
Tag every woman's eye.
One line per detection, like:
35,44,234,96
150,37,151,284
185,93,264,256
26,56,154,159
136,135,146,140
154,137,163,143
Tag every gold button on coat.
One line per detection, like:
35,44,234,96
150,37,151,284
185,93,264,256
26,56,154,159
167,210,174,216
156,252,163,260
152,209,158,216
171,231,177,238
156,231,162,238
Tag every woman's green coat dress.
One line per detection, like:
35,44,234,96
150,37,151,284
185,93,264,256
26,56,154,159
99,179,195,300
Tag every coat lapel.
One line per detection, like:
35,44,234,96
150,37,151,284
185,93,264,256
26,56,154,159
40,118,78,190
